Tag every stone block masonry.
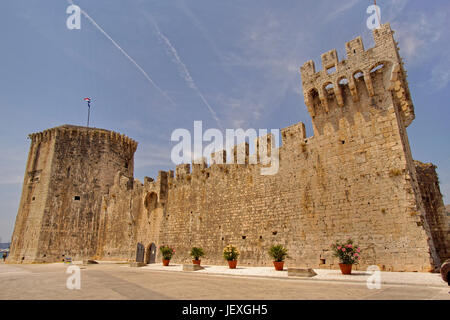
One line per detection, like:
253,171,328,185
8,24,449,272
8,125,137,263
414,161,449,262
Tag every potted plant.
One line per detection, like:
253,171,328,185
190,247,205,265
331,239,361,274
223,244,240,269
159,245,175,266
268,244,288,271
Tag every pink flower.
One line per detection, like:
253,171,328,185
354,253,359,257
356,248,361,253
342,248,346,252
347,244,353,249
337,246,341,250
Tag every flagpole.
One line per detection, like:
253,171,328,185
374,0,381,27
84,98,92,127
87,101,91,127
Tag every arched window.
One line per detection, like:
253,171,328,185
370,63,385,74
324,82,334,91
307,88,320,113
308,87,319,99
338,77,349,86
353,71,364,80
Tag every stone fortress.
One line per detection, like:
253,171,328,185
8,24,449,272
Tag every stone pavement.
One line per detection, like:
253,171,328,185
1,263,449,300
139,263,448,287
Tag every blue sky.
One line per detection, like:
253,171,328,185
0,0,449,242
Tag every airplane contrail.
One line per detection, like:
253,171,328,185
150,18,223,129
67,0,175,106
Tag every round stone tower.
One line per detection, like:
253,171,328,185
8,125,137,263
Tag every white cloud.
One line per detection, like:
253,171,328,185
214,10,308,129
431,65,450,90
395,13,444,61
383,0,411,22
146,16,223,129
67,0,175,106
392,5,450,89
324,0,360,22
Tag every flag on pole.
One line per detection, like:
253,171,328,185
84,98,91,103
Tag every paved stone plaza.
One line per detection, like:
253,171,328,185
0,262,448,300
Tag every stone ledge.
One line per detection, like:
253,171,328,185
130,262,146,268
183,264,204,271
287,268,317,277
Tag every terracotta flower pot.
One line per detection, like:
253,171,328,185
339,263,352,275
228,260,237,269
273,261,284,271
192,259,201,265
162,259,170,266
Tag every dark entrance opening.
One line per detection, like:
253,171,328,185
145,243,156,264
136,242,145,263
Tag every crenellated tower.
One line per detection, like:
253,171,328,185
298,23,446,270
8,125,137,263
301,23,414,135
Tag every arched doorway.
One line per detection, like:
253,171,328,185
136,242,145,263
145,243,156,264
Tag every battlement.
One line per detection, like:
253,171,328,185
175,163,191,179
281,122,306,145
300,24,396,81
192,157,208,172
28,125,138,154
300,23,414,126
211,150,227,165
168,131,281,185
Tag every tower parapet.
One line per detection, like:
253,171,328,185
300,23,414,129
28,125,138,154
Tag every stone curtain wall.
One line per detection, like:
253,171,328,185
94,24,445,272
142,24,437,272
94,172,167,262
415,161,450,263
159,111,432,271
